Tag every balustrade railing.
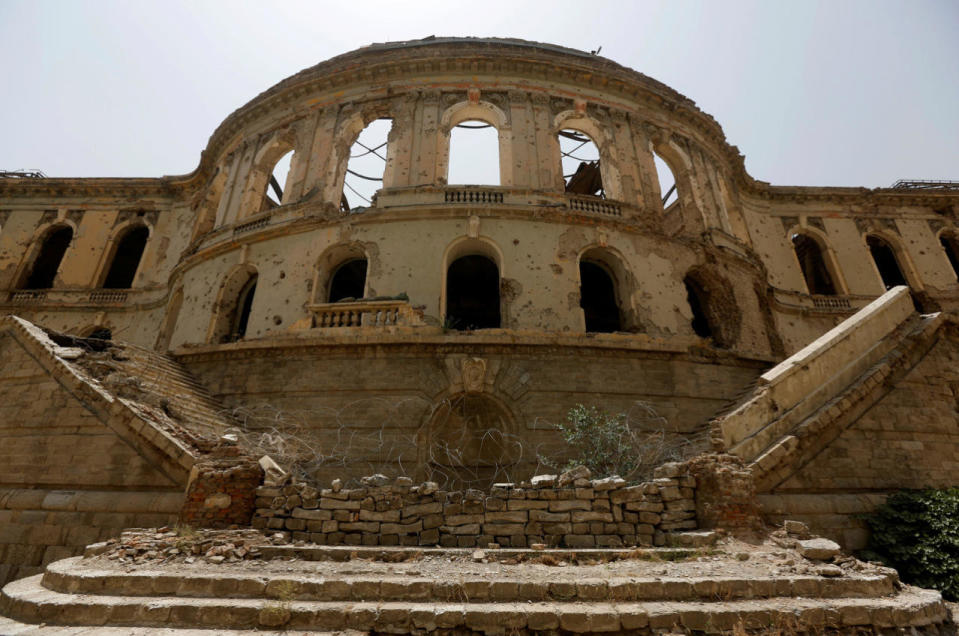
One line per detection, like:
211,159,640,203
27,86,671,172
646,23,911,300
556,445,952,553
566,195,622,217
308,300,423,329
444,189,504,204
89,290,128,304
8,291,46,304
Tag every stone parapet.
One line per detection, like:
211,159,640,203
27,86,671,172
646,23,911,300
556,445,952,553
251,468,697,549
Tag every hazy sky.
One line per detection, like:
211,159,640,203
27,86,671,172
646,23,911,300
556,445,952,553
1,0,956,188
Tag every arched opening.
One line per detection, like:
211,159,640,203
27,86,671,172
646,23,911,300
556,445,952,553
448,120,500,186
102,225,149,289
579,260,621,333
559,129,603,197
446,255,500,330
426,393,519,490
940,232,959,280
328,259,368,302
683,268,738,349
791,233,837,295
22,225,73,289
262,150,293,210
867,235,908,289
684,275,712,339
229,275,257,342
341,118,392,212
211,267,259,344
654,153,678,209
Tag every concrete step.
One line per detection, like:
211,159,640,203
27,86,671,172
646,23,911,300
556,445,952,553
3,573,949,634
41,558,895,604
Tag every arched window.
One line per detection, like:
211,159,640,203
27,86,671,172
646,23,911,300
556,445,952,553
229,275,257,343
867,235,908,289
559,129,603,197
102,225,149,289
791,233,837,295
211,267,258,344
22,225,73,289
448,120,500,186
684,275,712,339
446,255,500,330
940,232,959,280
262,150,293,210
341,118,393,212
683,268,738,349
328,259,368,302
654,153,678,209
579,260,621,333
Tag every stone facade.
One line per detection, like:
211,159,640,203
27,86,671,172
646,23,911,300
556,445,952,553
1,37,959,571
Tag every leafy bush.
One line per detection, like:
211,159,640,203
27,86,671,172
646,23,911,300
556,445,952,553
540,403,684,482
861,488,959,601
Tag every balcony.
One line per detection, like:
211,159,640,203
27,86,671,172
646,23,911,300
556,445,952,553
306,299,425,329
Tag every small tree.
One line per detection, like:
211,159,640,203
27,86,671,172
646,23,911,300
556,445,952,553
541,403,682,482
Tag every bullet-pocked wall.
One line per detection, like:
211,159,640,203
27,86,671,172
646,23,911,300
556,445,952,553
2,38,958,487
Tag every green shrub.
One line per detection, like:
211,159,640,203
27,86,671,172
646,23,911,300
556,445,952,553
861,488,959,601
540,403,681,482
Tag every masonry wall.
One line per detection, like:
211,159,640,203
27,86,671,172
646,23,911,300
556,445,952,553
0,333,183,584
182,343,765,488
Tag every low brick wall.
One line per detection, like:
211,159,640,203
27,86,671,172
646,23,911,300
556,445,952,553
252,464,696,548
179,456,264,529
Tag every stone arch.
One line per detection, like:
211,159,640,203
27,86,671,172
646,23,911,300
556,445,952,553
787,226,847,295
576,245,637,332
553,110,623,201
441,237,506,330
650,133,705,234
239,128,298,217
438,100,513,186
331,105,397,210
312,242,371,304
864,232,921,291
96,222,151,289
683,266,740,349
421,391,522,490
155,286,184,352
208,264,259,343
17,222,76,290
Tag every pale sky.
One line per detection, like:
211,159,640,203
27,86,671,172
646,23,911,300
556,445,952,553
1,0,956,188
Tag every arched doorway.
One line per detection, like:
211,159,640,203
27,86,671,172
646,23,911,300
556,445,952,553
445,255,500,330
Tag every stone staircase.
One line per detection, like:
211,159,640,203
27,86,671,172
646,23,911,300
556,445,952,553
0,547,951,634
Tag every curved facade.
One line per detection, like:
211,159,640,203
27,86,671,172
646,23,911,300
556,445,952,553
2,38,959,491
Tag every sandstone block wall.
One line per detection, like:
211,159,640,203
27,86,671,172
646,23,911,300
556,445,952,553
252,466,697,549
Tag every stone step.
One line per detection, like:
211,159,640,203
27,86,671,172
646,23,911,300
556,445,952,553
1,574,948,634
0,615,360,635
42,558,895,603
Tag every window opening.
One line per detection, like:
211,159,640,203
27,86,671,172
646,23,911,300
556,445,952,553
941,234,959,279
103,225,149,289
227,275,257,342
328,259,368,302
263,150,293,209
684,276,712,339
559,129,603,197
448,120,500,186
580,261,621,333
654,154,678,207
446,255,500,330
23,225,72,289
867,235,908,289
791,233,836,295
342,118,392,213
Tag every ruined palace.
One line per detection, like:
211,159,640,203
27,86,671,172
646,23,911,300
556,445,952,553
1,37,958,585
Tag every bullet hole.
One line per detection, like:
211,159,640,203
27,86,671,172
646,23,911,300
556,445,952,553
279,271,286,279
513,239,520,245
273,315,283,325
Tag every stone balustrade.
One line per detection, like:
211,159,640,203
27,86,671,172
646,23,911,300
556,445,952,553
307,299,423,328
